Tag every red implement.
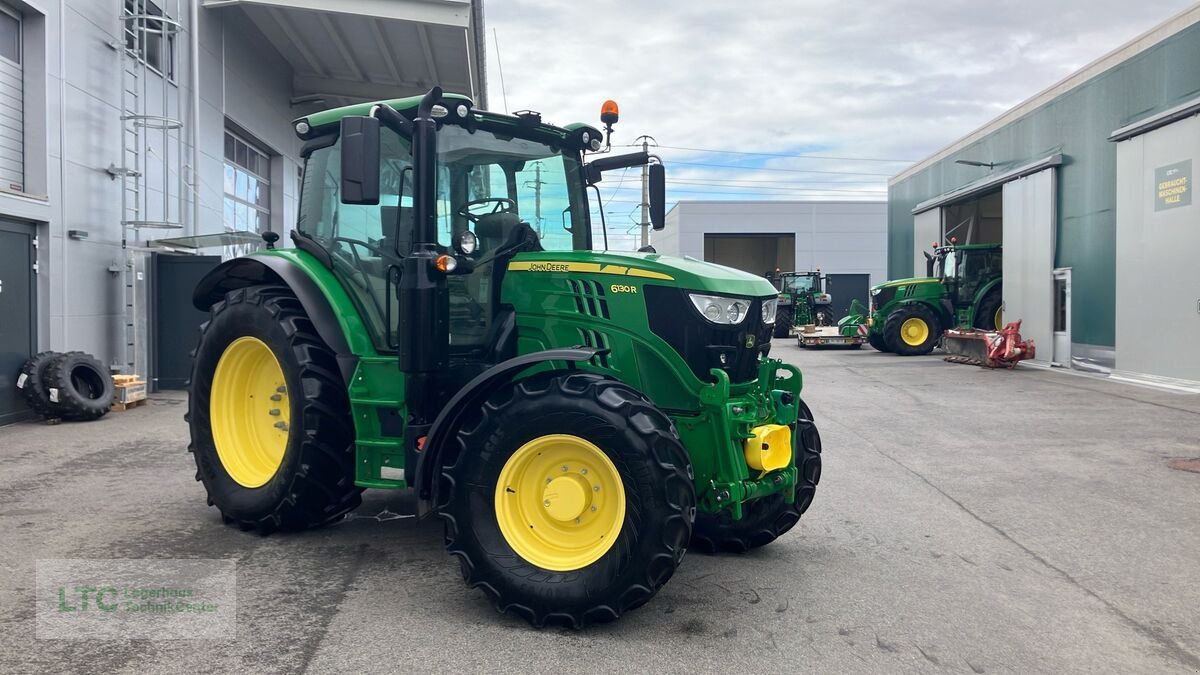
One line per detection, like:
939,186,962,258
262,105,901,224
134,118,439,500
942,320,1035,368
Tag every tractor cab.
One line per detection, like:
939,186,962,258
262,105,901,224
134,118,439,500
928,242,1003,323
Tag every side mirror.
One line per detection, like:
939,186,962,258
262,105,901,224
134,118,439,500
649,163,665,230
340,116,380,205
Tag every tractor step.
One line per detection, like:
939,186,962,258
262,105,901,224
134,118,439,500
942,320,1035,368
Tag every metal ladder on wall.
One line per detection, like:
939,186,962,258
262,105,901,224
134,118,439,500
110,0,187,374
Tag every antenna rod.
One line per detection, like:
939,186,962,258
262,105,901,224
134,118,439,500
493,28,509,114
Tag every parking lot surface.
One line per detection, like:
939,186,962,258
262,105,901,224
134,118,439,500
2,341,1199,673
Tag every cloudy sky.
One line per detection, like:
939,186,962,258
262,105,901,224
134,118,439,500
484,0,1194,246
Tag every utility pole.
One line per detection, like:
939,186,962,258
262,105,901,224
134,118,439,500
635,135,656,249
523,161,545,236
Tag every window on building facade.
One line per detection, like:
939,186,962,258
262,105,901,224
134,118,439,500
123,0,176,80
224,131,271,234
0,6,23,192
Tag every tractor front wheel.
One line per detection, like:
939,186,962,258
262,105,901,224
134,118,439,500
883,304,941,356
867,331,890,352
439,372,695,628
188,284,362,533
691,400,821,553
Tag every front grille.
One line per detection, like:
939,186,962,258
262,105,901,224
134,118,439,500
644,286,773,384
872,286,897,311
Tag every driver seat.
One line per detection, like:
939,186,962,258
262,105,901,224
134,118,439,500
474,211,522,255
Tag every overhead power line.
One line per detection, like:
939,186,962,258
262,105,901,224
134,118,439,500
666,160,896,177
631,143,917,163
602,182,885,195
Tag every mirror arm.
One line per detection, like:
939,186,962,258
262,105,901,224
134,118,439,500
370,104,413,137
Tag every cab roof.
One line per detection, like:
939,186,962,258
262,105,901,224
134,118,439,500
291,91,600,147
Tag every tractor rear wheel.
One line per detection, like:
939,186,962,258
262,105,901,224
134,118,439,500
439,372,695,628
188,284,361,533
691,400,821,553
883,304,941,356
773,307,792,338
975,292,1003,331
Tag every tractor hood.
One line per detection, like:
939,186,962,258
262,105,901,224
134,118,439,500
509,251,777,297
871,277,943,292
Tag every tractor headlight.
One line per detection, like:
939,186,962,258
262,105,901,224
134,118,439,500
870,288,881,296
689,293,750,325
761,298,778,324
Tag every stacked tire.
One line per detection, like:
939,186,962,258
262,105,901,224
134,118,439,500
16,351,114,421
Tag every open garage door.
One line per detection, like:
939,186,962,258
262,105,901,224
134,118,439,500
1002,168,1056,365
704,234,795,276
912,209,940,277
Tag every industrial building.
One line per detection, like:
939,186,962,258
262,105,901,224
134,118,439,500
653,200,887,319
887,5,1200,385
0,0,485,424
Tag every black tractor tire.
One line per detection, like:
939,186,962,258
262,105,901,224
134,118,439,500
867,332,890,352
188,284,362,534
773,308,793,338
17,351,62,418
439,372,695,629
691,400,821,554
815,306,835,327
975,291,1003,331
883,304,941,356
44,352,113,421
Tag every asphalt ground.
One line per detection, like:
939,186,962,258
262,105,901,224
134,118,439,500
2,340,1199,673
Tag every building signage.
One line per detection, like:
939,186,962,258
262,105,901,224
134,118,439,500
1154,160,1191,211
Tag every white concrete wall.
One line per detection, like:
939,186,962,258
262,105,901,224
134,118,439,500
2,0,315,375
653,200,888,285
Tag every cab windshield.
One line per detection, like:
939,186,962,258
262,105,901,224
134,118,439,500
781,275,816,293
435,125,591,252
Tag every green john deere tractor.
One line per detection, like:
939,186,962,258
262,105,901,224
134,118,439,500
769,271,834,338
865,242,1003,355
187,88,822,628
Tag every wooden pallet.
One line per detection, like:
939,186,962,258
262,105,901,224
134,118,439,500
111,397,148,412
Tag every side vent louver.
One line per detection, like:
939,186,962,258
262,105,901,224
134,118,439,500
567,279,610,319
577,328,614,369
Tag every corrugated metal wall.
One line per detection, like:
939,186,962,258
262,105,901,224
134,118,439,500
887,23,1200,351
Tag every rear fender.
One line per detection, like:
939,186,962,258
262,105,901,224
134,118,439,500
192,254,359,383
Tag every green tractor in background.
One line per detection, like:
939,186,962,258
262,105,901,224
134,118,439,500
865,242,1003,355
187,89,822,628
768,270,834,338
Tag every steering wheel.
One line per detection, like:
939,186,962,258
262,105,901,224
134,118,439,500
456,197,518,225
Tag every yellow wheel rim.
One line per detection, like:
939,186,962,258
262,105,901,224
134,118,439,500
494,434,625,571
900,317,930,346
994,306,1003,330
210,337,290,488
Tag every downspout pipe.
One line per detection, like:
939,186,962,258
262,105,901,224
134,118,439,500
190,0,200,237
